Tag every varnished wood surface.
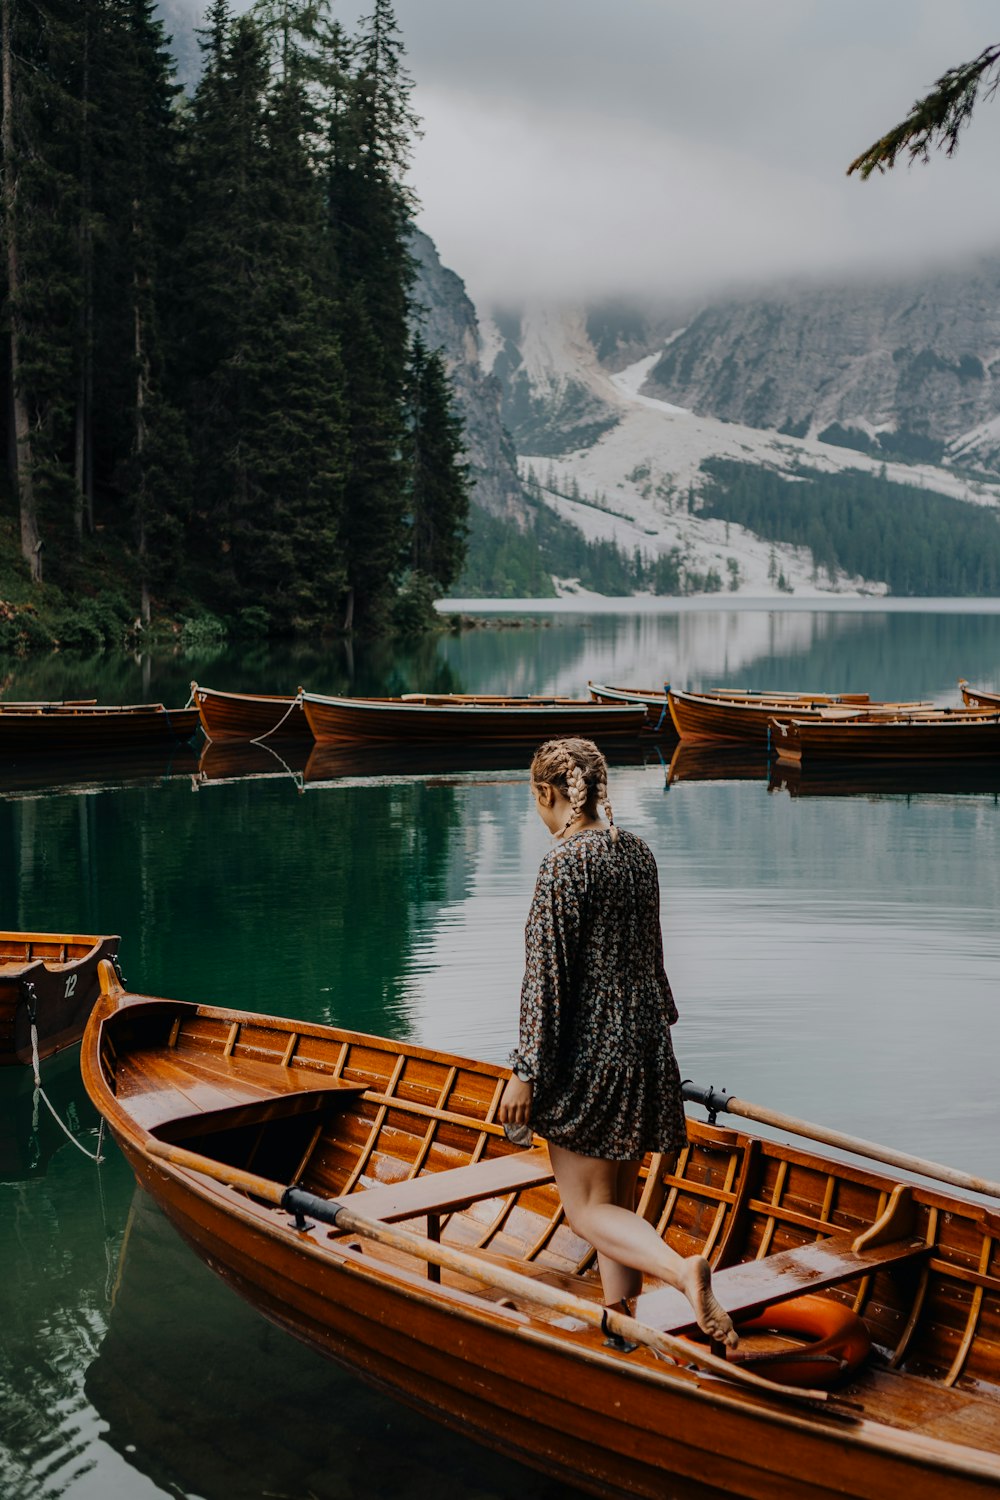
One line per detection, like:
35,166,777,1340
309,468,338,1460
587,683,677,736
192,684,310,742
959,680,1000,710
81,976,1000,1499
300,691,647,745
770,711,1000,764
0,932,120,1065
667,689,925,746
0,704,200,751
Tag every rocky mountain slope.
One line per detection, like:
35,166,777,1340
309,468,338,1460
643,259,1000,476
409,231,529,523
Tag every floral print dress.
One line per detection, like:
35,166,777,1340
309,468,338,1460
509,827,688,1160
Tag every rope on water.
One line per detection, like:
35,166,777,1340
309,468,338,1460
250,688,305,746
653,682,671,735
30,1021,105,1164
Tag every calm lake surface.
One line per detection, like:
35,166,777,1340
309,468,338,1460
2,603,999,1499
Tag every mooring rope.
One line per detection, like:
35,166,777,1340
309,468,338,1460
30,1021,105,1164
250,688,305,746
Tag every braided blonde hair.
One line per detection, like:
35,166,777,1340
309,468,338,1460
530,737,618,842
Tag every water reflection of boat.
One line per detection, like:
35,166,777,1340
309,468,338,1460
195,739,312,786
1,930,120,1066
84,968,1000,1500
192,682,310,741
770,760,1000,799
303,738,656,787
301,690,647,745
85,1188,585,1500
666,743,769,785
0,743,199,799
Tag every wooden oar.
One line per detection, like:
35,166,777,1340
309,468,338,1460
145,1138,833,1407
683,1083,1000,1199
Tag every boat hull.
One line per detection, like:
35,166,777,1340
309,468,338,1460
104,1128,999,1500
301,693,647,746
0,706,199,752
771,714,1000,765
587,683,677,736
81,986,1000,1500
0,932,121,1065
193,685,309,742
668,690,869,746
960,681,1000,711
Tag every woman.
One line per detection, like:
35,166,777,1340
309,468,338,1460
498,737,737,1347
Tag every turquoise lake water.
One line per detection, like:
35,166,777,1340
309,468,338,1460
1,603,999,1498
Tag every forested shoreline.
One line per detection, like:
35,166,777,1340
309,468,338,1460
0,0,469,652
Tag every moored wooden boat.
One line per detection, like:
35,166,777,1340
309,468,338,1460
1,932,121,1066
0,698,97,708
959,680,1000,710
83,966,1000,1500
0,702,200,752
770,710,1000,765
191,683,310,742
668,688,927,746
587,682,677,736
300,690,647,745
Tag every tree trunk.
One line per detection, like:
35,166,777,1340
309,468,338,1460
134,275,151,626
74,0,93,544
1,0,41,582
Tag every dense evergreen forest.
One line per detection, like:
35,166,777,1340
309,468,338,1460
700,459,1000,595
0,0,469,650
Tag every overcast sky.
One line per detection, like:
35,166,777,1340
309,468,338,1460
223,1,1000,307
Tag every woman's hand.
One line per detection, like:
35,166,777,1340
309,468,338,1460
498,1075,533,1126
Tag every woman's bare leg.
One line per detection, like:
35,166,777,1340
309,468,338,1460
596,1160,643,1305
549,1142,737,1346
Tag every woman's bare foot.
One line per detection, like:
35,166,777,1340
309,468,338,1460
677,1256,738,1348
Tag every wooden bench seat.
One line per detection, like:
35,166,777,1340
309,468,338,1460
117,1045,364,1132
635,1232,930,1335
340,1147,554,1223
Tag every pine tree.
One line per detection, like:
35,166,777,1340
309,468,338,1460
1,0,88,580
180,1,347,625
95,0,186,621
320,0,418,628
403,337,469,591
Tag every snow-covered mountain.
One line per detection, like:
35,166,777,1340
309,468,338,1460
477,281,1000,598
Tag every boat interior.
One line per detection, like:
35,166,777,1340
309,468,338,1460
99,999,1000,1452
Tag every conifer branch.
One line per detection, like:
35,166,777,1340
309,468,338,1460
848,43,1000,179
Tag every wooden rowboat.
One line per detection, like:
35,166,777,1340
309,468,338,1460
83,966,1000,1500
1,932,121,1066
959,680,1000,710
191,683,310,742
0,702,200,752
587,682,677,736
668,688,929,746
770,710,1000,765
0,698,98,709
300,690,647,745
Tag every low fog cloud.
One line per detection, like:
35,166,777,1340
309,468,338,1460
228,0,1000,306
